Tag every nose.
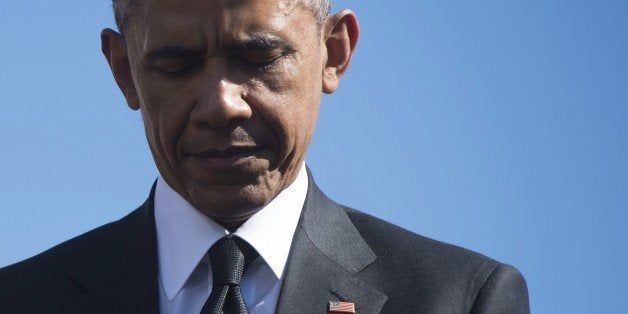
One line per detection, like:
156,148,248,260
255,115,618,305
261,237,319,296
190,76,252,129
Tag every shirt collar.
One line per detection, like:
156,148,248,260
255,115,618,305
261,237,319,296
154,165,308,301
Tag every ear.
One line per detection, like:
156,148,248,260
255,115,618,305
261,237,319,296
101,28,140,110
322,10,359,94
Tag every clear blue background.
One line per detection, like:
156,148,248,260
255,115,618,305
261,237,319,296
1,1,626,313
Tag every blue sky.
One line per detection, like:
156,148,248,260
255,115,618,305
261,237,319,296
1,1,627,313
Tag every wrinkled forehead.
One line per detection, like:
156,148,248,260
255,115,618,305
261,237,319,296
128,0,312,53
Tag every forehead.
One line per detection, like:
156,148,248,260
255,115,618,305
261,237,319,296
131,0,315,51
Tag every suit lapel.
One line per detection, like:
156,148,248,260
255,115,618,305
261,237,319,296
276,174,388,313
65,184,160,313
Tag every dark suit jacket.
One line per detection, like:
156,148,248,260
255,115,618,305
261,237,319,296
0,175,529,313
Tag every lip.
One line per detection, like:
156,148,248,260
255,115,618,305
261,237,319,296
186,146,264,170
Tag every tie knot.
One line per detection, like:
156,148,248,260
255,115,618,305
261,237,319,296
208,235,258,286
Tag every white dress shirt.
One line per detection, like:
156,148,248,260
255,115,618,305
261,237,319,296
154,165,308,314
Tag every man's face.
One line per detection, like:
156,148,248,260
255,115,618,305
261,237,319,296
122,0,326,223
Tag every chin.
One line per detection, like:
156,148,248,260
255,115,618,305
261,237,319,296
187,182,275,221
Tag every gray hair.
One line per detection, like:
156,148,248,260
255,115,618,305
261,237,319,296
113,0,332,34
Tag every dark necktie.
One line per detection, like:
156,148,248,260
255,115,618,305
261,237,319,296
201,235,259,314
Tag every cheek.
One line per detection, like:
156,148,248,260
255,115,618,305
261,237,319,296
137,78,194,165
247,69,321,165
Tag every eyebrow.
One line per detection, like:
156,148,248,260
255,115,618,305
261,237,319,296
145,45,206,60
232,34,293,52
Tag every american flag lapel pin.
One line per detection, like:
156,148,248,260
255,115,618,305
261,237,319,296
328,301,356,314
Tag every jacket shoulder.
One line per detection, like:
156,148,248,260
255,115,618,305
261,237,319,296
343,206,528,313
0,204,153,313
1,203,149,273
344,206,495,266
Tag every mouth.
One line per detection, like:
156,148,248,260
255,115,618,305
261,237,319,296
186,145,266,169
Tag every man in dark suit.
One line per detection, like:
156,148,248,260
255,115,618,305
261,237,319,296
0,0,529,313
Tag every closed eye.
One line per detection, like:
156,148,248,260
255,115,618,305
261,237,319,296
152,59,201,77
236,52,285,70
228,34,295,72
144,45,206,78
